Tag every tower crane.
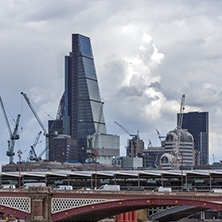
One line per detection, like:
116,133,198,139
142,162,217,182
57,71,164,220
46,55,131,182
21,92,54,160
175,94,185,170
156,129,165,145
177,94,185,130
87,102,104,163
114,121,139,158
114,121,138,139
27,131,42,162
0,96,20,163
212,154,215,163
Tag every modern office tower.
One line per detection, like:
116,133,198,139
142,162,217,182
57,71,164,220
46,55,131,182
53,34,107,163
181,112,209,165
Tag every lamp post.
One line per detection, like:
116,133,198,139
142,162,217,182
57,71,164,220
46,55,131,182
181,152,183,191
94,150,98,189
17,150,22,188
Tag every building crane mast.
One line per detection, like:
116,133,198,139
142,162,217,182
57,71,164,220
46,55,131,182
114,121,138,139
0,96,20,163
27,131,42,162
87,102,104,163
156,129,165,145
114,121,139,158
212,154,215,163
175,94,185,170
21,92,49,160
177,94,185,130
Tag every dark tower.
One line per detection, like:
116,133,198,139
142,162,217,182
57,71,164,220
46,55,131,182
180,112,209,165
55,34,106,163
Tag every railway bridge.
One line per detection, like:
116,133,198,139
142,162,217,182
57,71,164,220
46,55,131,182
0,187,222,221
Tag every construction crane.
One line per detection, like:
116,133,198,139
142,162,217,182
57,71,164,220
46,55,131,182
21,92,52,160
212,154,215,163
156,129,165,145
177,94,185,130
87,102,104,163
175,94,185,170
0,96,21,163
114,121,138,139
27,131,42,162
147,139,152,148
114,121,139,158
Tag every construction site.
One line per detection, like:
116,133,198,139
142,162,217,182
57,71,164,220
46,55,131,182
0,91,209,173
0,34,209,173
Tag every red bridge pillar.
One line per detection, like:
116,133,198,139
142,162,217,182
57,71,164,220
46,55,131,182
123,212,129,222
128,211,133,222
115,211,136,222
132,210,137,222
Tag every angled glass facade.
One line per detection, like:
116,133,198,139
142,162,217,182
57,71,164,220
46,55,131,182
180,112,209,165
55,34,106,163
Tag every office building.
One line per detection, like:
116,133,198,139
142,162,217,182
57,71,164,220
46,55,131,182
87,134,120,165
126,138,144,158
49,134,77,162
181,112,209,165
50,34,107,163
160,129,194,170
143,146,164,168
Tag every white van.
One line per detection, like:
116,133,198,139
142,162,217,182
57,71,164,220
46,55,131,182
210,189,222,193
157,187,172,192
0,184,16,189
53,185,73,190
23,183,46,189
98,185,120,191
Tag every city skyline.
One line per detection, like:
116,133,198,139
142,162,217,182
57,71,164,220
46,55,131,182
0,0,222,164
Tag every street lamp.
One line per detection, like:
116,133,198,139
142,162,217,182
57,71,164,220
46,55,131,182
17,150,22,188
181,152,183,191
94,150,98,189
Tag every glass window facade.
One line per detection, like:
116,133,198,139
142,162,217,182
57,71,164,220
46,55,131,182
52,34,106,163
180,112,209,165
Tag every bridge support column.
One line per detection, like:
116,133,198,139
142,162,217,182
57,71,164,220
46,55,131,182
123,212,129,222
128,211,132,222
115,213,124,222
119,213,124,222
29,187,52,222
132,210,137,222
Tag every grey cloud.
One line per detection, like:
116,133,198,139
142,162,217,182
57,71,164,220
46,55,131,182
185,82,222,107
1,0,222,162
149,82,162,91
115,86,143,99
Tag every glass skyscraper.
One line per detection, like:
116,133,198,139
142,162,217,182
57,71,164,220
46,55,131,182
56,34,106,163
181,112,209,165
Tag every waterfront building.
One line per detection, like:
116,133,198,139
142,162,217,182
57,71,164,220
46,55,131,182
49,34,106,163
181,112,209,165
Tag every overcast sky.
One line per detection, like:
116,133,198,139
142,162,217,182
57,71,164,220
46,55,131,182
0,0,222,165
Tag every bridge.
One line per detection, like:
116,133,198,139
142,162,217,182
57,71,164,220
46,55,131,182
0,187,222,221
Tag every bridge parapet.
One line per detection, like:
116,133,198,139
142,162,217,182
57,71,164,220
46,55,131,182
28,187,52,222
0,189,222,222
